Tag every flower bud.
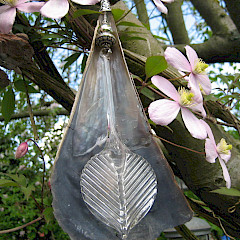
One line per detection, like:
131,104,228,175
15,142,28,159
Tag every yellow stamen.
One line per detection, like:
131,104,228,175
178,87,195,106
0,0,17,6
193,58,208,74
217,138,232,155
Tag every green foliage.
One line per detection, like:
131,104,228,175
112,9,125,22
211,187,240,197
1,86,15,124
117,21,142,28
72,9,100,18
14,80,39,94
145,56,168,79
63,52,82,72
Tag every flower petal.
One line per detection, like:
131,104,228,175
151,75,180,102
218,157,231,189
190,102,206,118
164,47,192,72
185,45,198,70
17,2,45,13
40,0,69,19
205,138,217,163
161,0,174,2
72,0,100,5
181,108,207,139
219,152,231,163
188,73,203,103
148,99,180,125
153,0,168,14
0,6,16,34
195,74,211,95
200,120,215,143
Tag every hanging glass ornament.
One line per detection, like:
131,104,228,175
51,1,193,239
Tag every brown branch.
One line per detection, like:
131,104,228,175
223,0,240,33
0,108,69,122
164,0,190,44
0,216,43,234
190,0,236,35
133,0,150,29
174,224,200,240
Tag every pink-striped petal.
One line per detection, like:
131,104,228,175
17,2,45,13
200,120,215,143
219,152,231,163
153,0,168,14
188,73,203,103
72,0,100,5
148,99,180,125
195,74,211,95
40,0,69,19
151,75,180,102
218,157,231,189
190,102,206,118
0,6,16,34
181,107,207,139
185,45,198,70
162,0,174,2
205,138,217,163
164,47,192,72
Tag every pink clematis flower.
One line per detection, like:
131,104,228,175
153,0,174,14
201,120,232,188
15,141,28,159
40,0,100,19
148,75,207,140
0,0,45,34
164,45,211,102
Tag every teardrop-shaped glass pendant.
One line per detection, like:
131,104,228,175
51,2,193,240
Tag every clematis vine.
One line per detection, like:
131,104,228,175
0,0,45,33
148,75,207,140
152,0,174,14
40,0,100,19
201,120,232,188
164,45,211,102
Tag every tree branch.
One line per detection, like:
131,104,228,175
133,0,150,29
164,0,190,44
223,0,240,33
0,108,69,122
190,0,237,35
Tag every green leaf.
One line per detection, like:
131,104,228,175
5,174,27,187
211,187,240,197
145,56,168,79
41,33,63,40
1,87,15,123
121,36,146,42
14,80,39,93
43,207,54,223
21,185,35,200
73,9,100,18
81,54,88,74
0,179,19,187
139,87,156,101
112,9,125,22
63,52,81,72
117,21,142,28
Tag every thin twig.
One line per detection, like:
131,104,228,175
28,139,46,212
0,217,43,234
23,75,39,141
153,134,205,155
